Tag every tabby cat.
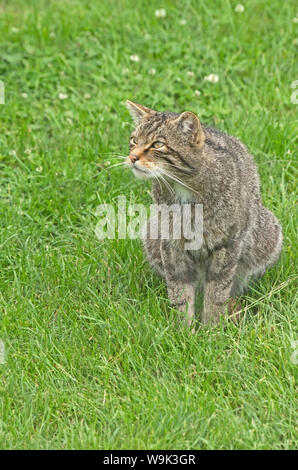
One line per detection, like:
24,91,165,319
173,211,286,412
125,100,283,328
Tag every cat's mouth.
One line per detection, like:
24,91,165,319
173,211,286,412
132,164,153,180
126,157,154,180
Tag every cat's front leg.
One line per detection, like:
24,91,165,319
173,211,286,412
160,240,198,330
202,243,241,326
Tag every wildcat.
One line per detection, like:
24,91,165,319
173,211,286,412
125,100,283,328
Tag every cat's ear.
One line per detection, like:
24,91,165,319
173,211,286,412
173,111,205,145
126,100,155,125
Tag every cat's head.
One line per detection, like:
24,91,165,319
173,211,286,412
125,100,205,180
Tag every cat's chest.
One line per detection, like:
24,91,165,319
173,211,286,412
173,184,194,204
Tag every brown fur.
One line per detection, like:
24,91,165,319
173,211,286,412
125,100,283,328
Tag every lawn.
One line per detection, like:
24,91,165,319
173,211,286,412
0,0,297,450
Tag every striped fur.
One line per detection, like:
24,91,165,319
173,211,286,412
126,101,283,328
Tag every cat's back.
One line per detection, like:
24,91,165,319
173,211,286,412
203,123,250,158
202,123,261,201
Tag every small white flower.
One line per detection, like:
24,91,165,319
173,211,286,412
235,4,245,13
49,31,56,38
84,93,91,99
204,73,219,83
59,93,68,100
36,166,43,173
21,92,28,98
187,71,194,77
121,122,130,128
130,54,140,62
293,17,298,23
11,27,19,33
179,19,187,25
194,90,201,96
144,33,151,40
149,68,156,75
155,9,166,18
24,148,31,154
9,150,16,156
66,118,73,125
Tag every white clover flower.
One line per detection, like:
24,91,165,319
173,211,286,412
187,71,194,77
84,93,91,99
11,27,19,33
21,92,28,98
235,4,245,13
149,68,156,75
9,150,16,156
204,73,219,83
179,19,187,25
36,166,43,173
130,54,140,62
155,9,166,18
59,93,68,100
293,17,298,23
194,90,201,96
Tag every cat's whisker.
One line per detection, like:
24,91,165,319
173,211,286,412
98,152,128,156
99,157,128,163
107,156,127,160
153,168,173,195
158,167,200,196
151,169,163,193
154,168,175,195
107,162,127,169
98,162,127,175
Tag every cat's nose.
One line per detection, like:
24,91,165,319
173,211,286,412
129,154,139,163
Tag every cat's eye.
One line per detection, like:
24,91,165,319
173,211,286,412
152,141,164,149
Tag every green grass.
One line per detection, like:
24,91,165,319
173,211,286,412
0,0,297,450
